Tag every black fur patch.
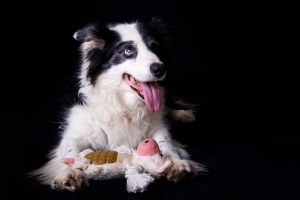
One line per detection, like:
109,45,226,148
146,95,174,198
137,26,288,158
136,17,174,72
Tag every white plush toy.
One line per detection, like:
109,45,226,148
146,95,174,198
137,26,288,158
61,139,173,193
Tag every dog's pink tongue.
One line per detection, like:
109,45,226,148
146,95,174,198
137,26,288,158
140,82,161,112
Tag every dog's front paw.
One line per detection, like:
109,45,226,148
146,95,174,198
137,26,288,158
52,168,89,192
167,160,197,183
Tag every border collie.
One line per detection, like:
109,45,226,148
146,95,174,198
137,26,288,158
31,17,206,191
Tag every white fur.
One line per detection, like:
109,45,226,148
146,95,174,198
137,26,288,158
30,21,205,191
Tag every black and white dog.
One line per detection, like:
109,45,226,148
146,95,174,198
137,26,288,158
31,17,206,191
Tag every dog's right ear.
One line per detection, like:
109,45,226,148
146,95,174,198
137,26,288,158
73,24,97,42
73,29,86,42
72,23,104,42
72,23,108,53
73,23,99,42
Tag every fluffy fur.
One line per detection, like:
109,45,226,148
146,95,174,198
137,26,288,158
30,17,206,192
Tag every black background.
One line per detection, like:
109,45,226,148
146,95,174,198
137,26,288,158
0,1,299,200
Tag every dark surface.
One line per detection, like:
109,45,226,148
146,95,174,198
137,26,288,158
1,1,299,200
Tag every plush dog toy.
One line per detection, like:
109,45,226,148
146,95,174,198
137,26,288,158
61,139,173,193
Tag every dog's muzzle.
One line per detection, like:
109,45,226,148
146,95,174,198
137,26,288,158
150,63,166,78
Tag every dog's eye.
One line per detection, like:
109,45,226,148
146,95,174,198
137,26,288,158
124,48,135,58
150,43,159,54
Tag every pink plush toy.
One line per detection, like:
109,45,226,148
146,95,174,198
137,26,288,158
61,139,173,193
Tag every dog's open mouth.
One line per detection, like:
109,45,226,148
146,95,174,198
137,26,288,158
123,73,161,112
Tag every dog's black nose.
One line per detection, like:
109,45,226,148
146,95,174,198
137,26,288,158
150,63,166,78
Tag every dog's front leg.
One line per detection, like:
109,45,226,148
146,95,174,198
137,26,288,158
48,105,110,191
31,137,90,192
50,138,90,192
152,129,206,183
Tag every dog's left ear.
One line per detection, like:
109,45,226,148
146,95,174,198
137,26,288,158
149,16,175,36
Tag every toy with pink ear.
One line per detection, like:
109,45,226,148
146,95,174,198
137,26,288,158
131,139,173,177
61,139,173,193
136,139,160,156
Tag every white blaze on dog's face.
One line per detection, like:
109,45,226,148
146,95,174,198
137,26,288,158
110,23,166,112
73,18,173,112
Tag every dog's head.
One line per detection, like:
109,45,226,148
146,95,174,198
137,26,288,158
73,17,174,112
